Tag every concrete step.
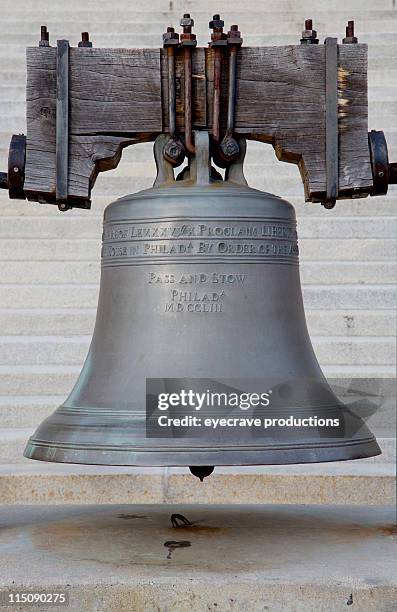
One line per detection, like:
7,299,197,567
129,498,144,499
369,85,397,101
0,504,395,612
0,335,394,367
369,68,397,91
0,396,63,427
0,461,394,505
2,15,397,32
0,308,395,338
3,1,397,15
0,284,395,310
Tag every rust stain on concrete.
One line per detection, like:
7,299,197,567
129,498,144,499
168,525,223,535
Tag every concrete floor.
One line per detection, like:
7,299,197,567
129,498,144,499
0,504,395,611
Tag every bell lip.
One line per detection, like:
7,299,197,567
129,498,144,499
23,437,381,467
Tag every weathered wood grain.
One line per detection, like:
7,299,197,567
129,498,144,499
229,45,372,199
25,47,162,203
24,44,373,205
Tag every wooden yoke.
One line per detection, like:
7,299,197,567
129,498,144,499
19,41,377,208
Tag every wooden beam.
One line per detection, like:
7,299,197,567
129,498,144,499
24,44,373,205
25,47,162,204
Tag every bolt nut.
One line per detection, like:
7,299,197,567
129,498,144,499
78,32,92,48
39,25,49,47
227,25,243,46
343,35,358,44
209,15,224,29
163,28,180,46
220,136,240,161
343,20,358,44
300,19,319,44
302,29,317,39
180,33,197,46
300,31,319,44
180,33,196,40
163,138,185,166
210,31,228,46
58,202,70,212
180,14,194,28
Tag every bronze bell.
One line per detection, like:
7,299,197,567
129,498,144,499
24,132,380,477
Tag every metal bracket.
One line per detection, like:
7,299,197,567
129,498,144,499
8,135,26,199
154,131,225,187
219,26,243,163
153,134,175,186
56,40,70,205
368,130,397,196
190,131,212,184
324,37,339,208
0,134,27,199
225,137,248,186
368,130,389,196
163,27,185,166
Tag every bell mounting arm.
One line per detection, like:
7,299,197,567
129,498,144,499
1,18,396,209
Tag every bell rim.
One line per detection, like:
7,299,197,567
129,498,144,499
24,436,381,467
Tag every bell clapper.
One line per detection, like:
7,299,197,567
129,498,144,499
189,466,215,481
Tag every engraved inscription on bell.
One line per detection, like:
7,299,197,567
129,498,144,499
102,218,299,265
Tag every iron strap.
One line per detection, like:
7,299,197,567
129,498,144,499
324,37,339,206
56,39,70,203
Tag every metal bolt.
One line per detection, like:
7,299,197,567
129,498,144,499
227,25,243,46
343,20,358,44
180,13,196,46
78,32,93,48
209,14,224,29
180,13,194,30
57,202,70,212
163,138,185,165
39,25,49,47
220,136,240,161
300,19,319,45
163,26,179,46
209,13,227,46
